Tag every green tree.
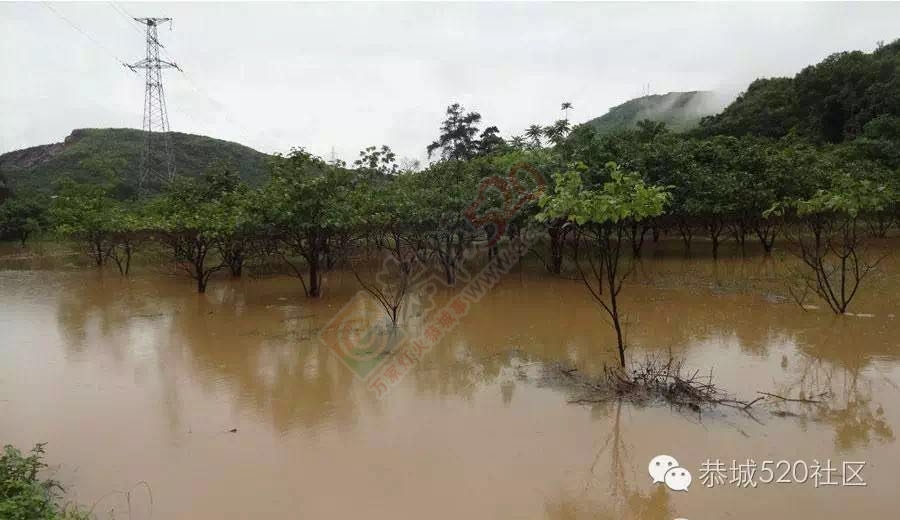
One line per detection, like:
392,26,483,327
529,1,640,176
146,170,252,292
538,162,669,366
478,126,506,155
561,101,573,123
258,149,361,297
543,119,571,146
525,124,544,148
350,173,433,326
203,161,258,277
427,103,484,161
354,145,398,177
700,39,900,143
0,194,47,246
771,170,894,314
50,180,120,265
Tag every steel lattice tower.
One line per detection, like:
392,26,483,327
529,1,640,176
127,17,179,190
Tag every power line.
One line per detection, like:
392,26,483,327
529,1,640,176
106,1,145,37
41,2,134,71
49,2,266,153
107,2,265,149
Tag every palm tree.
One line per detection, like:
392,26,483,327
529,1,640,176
525,124,544,148
508,135,527,150
561,101,573,123
544,119,571,145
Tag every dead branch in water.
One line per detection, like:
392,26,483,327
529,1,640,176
548,353,831,420
757,391,830,404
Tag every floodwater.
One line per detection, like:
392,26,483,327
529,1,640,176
1,240,898,519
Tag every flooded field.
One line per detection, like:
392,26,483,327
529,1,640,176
1,241,898,519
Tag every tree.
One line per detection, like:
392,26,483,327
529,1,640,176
145,169,252,292
427,103,484,161
417,160,480,285
0,195,46,246
699,39,900,143
508,135,527,150
538,162,669,366
50,180,120,265
203,161,259,277
543,119,571,146
351,174,432,326
561,101,573,123
258,149,361,297
772,170,894,314
525,124,544,148
354,145,398,177
478,126,506,155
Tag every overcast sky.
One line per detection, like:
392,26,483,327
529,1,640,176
2,2,899,163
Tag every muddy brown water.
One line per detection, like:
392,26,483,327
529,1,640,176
1,240,898,519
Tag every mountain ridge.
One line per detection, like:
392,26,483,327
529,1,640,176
0,128,270,194
583,90,728,134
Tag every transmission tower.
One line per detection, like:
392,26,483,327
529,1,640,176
127,17,180,191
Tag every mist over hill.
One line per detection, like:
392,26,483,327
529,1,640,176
583,91,731,134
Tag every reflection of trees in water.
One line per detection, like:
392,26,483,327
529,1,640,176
55,273,170,359
544,400,674,520
51,267,897,446
408,337,517,401
54,275,369,436
161,291,367,435
821,398,894,450
778,356,894,450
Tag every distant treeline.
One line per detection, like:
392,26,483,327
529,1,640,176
0,39,897,301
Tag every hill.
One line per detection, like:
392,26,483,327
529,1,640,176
0,128,270,195
0,171,9,203
699,39,900,142
583,91,725,134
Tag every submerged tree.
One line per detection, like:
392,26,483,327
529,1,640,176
258,149,360,297
0,194,46,246
146,170,253,293
538,162,669,366
772,172,894,314
350,173,433,326
50,180,120,266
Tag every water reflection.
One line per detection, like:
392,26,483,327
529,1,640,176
545,400,675,520
1,243,897,519
44,257,900,450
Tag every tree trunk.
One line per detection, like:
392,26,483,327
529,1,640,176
308,254,320,297
629,222,647,258
548,224,565,274
229,252,244,277
707,219,725,260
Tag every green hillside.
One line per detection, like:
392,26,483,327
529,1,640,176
583,91,724,134
699,39,900,142
0,171,9,203
0,128,270,195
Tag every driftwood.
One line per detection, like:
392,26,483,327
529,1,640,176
546,354,831,420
